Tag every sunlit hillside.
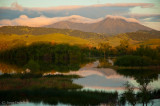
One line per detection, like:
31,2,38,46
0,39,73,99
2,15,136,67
0,33,91,51
0,26,160,51
136,39,160,48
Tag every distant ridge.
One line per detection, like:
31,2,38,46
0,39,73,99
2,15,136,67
0,26,160,48
0,26,108,40
45,16,153,34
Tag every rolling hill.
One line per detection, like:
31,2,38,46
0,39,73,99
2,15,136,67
0,33,91,51
0,26,160,50
124,30,160,41
0,33,90,45
0,26,108,39
136,39,160,48
106,30,160,47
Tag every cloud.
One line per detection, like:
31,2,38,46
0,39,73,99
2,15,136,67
26,3,154,11
0,1,159,30
0,20,12,26
84,86,139,91
0,14,159,31
0,15,103,27
32,5,84,11
0,2,24,12
128,13,160,23
1,2,153,11
0,2,155,20
0,15,139,27
142,22,160,31
92,3,154,8
106,15,140,23
129,13,160,19
2,14,160,30
11,2,23,11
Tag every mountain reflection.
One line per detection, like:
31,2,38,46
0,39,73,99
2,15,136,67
0,60,160,106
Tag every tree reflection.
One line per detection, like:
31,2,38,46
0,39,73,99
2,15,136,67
0,58,91,74
117,69,160,106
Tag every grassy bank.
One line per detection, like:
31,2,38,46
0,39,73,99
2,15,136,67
0,74,118,105
0,88,118,105
0,74,82,90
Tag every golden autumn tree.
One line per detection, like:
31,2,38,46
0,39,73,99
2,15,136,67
98,42,111,59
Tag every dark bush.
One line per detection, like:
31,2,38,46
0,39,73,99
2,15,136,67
115,55,152,66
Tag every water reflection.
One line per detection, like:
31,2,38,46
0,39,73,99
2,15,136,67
65,61,160,93
116,69,160,89
0,60,160,92
0,62,23,74
0,88,118,106
0,59,91,74
0,60,160,105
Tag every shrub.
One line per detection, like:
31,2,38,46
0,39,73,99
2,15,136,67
24,60,40,71
115,55,152,67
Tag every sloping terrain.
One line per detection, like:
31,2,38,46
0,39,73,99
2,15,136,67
45,17,152,34
0,33,91,51
0,26,160,50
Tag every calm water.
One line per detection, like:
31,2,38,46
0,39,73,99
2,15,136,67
0,60,160,106
66,61,160,93
10,100,160,106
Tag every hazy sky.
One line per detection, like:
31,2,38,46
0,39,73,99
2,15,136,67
0,0,159,7
0,0,160,30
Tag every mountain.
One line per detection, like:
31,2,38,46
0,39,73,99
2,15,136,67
45,17,153,34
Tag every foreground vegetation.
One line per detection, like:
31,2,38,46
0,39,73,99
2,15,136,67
0,74,118,105
119,83,160,106
0,74,82,90
0,88,118,105
0,73,160,106
116,68,160,106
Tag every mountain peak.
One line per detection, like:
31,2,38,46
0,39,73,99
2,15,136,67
66,15,103,23
105,15,140,23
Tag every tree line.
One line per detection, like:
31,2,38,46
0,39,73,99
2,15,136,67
0,40,160,68
98,40,160,67
0,42,102,72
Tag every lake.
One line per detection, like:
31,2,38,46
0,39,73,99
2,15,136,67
0,59,160,106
